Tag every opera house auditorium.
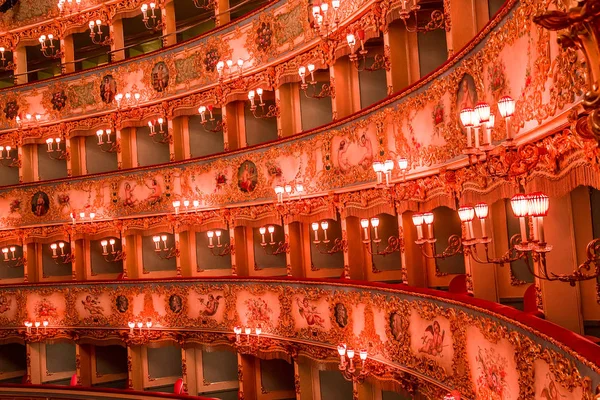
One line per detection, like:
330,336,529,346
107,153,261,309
0,0,599,398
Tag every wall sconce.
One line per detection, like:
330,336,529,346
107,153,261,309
152,235,178,260
100,238,125,263
360,218,401,257
45,137,69,161
0,145,19,168
38,34,61,59
24,320,52,339
148,118,171,144
88,20,112,46
258,225,289,256
125,319,160,344
274,183,304,203
216,58,244,81
311,0,341,39
57,0,81,15
396,0,445,33
346,31,389,72
1,246,25,268
198,105,224,132
128,320,153,335
311,221,347,255
140,3,163,31
372,160,394,186
337,344,369,383
297,65,334,99
206,230,233,257
172,199,200,215
192,0,215,10
115,92,141,108
50,241,75,264
233,326,264,352
70,211,96,225
96,129,119,153
461,96,514,153
0,47,14,71
17,113,42,128
248,89,280,119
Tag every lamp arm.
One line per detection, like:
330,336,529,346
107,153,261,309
419,234,462,259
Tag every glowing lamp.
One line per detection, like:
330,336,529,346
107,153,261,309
510,194,529,218
474,203,489,219
457,206,475,223
498,96,515,118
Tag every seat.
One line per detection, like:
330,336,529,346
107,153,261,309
448,274,468,295
523,284,545,319
173,378,184,394
69,373,78,386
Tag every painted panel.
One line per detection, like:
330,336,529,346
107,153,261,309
42,242,72,277
136,126,170,167
147,346,182,380
141,233,177,272
37,144,68,181
319,370,352,400
310,218,344,270
417,29,448,78
90,238,123,276
244,100,278,146
202,349,238,383
260,358,295,392
359,66,388,108
370,213,402,272
95,345,128,376
299,82,333,131
189,115,225,158
253,225,286,269
196,231,232,270
0,244,24,279
46,342,76,374
85,135,118,174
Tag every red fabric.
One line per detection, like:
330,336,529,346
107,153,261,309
4,275,599,367
448,274,467,294
174,378,184,394
69,374,78,387
523,284,545,318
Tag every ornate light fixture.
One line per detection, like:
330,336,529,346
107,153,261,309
372,159,394,186
147,118,171,144
125,320,160,345
24,320,53,340
310,0,341,39
216,59,244,82
337,344,369,383
248,89,280,119
198,105,224,132
360,218,401,257
0,145,19,168
100,238,125,263
233,326,264,352
140,3,163,31
396,0,445,33
461,96,514,153
258,225,289,256
152,235,178,260
172,199,201,215
346,31,390,72
16,113,42,128
38,34,61,59
70,211,96,224
0,47,14,71
311,221,346,255
96,129,119,153
274,183,304,203
45,137,69,161
1,246,25,268
115,92,141,109
89,20,111,46
128,320,152,335
297,65,334,99
57,0,81,15
50,241,74,264
191,0,215,10
206,229,233,257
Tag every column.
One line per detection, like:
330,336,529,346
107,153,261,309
127,346,143,390
445,0,479,55
71,236,77,280
74,239,85,281
13,45,27,85
331,59,360,119
68,137,84,176
174,230,182,277
120,233,128,278
26,343,41,384
384,26,419,93
276,85,302,138
61,35,75,74
167,119,176,161
232,226,245,276
124,235,139,279
224,103,244,150
162,0,177,47
214,0,230,27
346,216,363,280
288,222,304,277
111,19,126,62
537,193,584,333
76,344,92,386
65,134,73,177
115,128,124,169
221,107,229,151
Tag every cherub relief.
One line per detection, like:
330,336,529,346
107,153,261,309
198,294,222,317
296,298,325,328
419,320,445,357
82,295,104,316
0,294,11,314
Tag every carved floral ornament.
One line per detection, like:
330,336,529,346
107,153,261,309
0,279,599,398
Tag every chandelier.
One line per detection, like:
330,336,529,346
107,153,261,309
247,89,280,119
96,129,119,153
57,0,81,15
38,34,61,59
89,20,111,46
337,344,370,383
298,65,334,99
140,3,163,31
198,105,224,132
346,31,389,72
